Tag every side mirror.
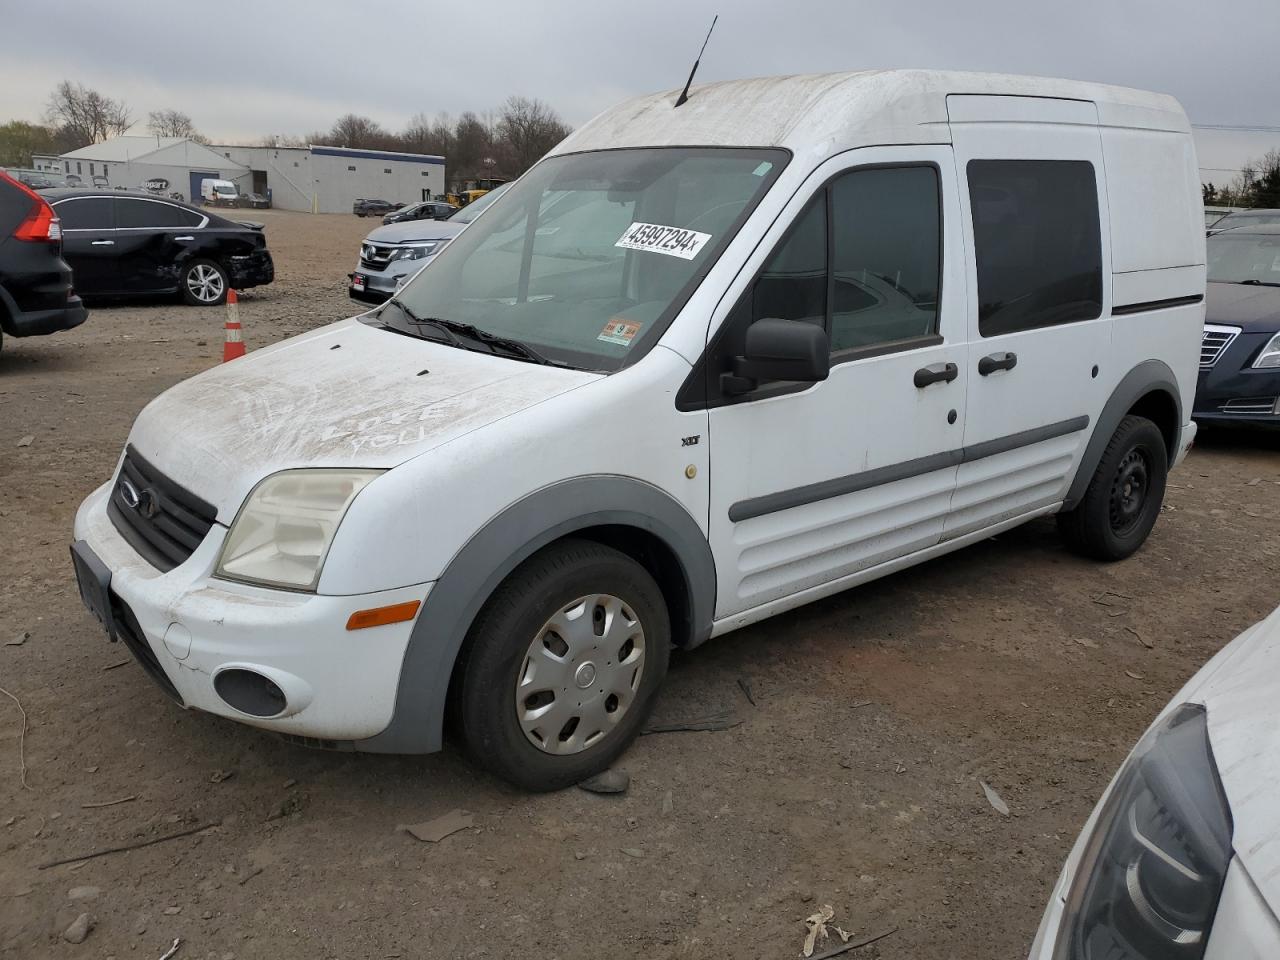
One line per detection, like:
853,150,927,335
722,318,830,395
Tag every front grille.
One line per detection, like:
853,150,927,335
110,592,183,704
1201,324,1241,368
1220,396,1277,415
107,445,218,572
360,243,395,269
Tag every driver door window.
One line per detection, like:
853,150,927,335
707,164,942,403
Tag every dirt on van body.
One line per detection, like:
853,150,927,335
2,209,1277,959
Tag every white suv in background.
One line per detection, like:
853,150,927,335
72,71,1205,791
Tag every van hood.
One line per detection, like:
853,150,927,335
1186,605,1280,915
127,318,599,523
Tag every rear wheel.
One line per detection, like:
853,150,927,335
1057,415,1168,560
181,259,228,306
456,539,670,792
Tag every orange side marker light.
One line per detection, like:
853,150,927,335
346,600,421,631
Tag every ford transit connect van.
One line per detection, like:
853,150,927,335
72,71,1206,790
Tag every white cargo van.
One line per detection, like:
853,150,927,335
200,178,238,207
72,71,1206,790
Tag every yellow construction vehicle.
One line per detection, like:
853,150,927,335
446,177,508,207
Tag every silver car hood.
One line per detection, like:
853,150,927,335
365,219,467,244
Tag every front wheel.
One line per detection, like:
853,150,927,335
181,259,228,306
1057,414,1168,560
456,539,670,792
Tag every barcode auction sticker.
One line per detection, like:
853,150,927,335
615,222,712,261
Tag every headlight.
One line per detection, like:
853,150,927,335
1251,332,1280,368
215,469,381,591
1053,703,1233,960
389,242,440,262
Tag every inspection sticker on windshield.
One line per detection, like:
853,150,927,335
598,318,643,346
615,222,711,260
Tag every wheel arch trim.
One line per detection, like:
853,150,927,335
1063,360,1183,511
354,475,716,754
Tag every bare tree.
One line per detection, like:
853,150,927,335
450,111,494,180
327,114,388,149
44,81,132,147
403,112,453,158
148,109,204,141
255,133,310,148
496,96,571,174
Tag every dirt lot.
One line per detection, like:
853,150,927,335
2,209,1278,960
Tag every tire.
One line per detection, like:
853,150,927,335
1057,415,1168,561
180,259,228,306
456,539,671,792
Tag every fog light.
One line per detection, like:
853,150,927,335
214,668,288,718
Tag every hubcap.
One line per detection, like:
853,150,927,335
187,264,225,303
1109,449,1149,534
515,594,646,756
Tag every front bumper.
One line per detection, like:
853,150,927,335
348,257,432,304
72,480,427,743
1193,332,1280,427
227,250,274,290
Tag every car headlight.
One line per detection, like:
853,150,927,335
214,469,381,591
1251,332,1280,368
389,242,440,262
1053,703,1233,960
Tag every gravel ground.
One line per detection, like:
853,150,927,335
2,209,1278,960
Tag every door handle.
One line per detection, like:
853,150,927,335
978,351,1018,376
90,239,115,246
913,362,959,388
173,235,194,241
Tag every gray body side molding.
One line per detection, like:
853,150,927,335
1062,359,1183,511
354,475,716,755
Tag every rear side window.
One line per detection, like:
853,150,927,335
967,160,1102,337
115,199,202,228
54,197,113,230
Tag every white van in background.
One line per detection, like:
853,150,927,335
200,178,239,207
72,71,1205,791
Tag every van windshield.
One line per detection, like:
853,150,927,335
215,186,236,195
379,147,787,371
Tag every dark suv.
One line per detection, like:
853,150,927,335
353,198,401,217
0,171,87,357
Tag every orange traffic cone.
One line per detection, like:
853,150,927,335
223,289,245,362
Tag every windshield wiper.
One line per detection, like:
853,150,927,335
380,298,468,349
458,325,561,366
1236,279,1280,287
380,299,562,366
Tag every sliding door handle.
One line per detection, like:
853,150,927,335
90,239,115,246
978,351,1018,376
913,362,959,388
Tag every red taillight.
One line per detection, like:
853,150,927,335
1,170,61,242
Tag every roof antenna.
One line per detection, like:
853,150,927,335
675,14,718,108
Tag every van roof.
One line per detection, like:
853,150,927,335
553,70,1188,157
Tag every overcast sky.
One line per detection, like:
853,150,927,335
3,0,1277,183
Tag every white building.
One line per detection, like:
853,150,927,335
47,137,446,213
53,136,251,201
214,144,446,213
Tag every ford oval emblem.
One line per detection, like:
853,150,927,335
118,478,141,509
